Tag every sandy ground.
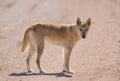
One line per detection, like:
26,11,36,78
0,0,120,81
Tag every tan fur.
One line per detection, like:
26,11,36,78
21,28,30,52
21,17,91,73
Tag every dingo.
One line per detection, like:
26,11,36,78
21,17,91,74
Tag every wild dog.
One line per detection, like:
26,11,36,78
21,17,91,74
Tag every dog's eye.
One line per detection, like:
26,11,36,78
80,29,82,31
85,29,88,31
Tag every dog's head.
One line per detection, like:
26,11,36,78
76,17,91,39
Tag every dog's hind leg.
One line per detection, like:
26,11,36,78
36,38,45,73
26,44,35,73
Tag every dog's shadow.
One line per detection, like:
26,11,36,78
9,72,72,77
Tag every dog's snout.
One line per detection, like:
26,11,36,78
82,32,86,39
82,35,86,38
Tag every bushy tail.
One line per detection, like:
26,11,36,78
21,28,31,53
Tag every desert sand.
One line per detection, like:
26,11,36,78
0,0,120,81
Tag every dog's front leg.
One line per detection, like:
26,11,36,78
63,47,74,74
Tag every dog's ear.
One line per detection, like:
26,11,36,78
76,17,81,25
86,18,91,26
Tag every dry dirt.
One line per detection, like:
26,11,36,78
0,0,120,81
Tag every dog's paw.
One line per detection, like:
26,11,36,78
62,70,74,74
62,70,67,73
67,70,74,74
40,70,46,73
27,69,34,73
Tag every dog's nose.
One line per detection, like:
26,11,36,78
82,35,86,38
82,32,86,39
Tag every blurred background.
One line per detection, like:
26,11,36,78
0,0,120,81
0,0,119,30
